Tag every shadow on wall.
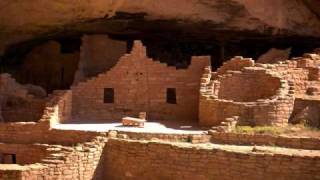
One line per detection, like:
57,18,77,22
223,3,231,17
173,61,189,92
18,41,80,92
0,73,47,123
73,35,127,85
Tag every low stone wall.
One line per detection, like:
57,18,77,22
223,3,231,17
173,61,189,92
0,137,106,180
0,122,103,145
0,144,49,165
210,132,320,150
0,164,46,180
114,131,211,144
105,138,320,180
0,89,104,145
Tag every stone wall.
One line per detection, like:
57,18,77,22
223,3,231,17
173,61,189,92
200,53,320,127
266,61,310,97
105,138,320,180
210,132,320,150
112,130,211,144
19,41,80,91
1,98,45,123
0,164,46,180
215,56,255,76
74,35,127,84
0,91,106,179
0,88,103,145
0,116,319,180
71,41,210,122
0,134,319,180
0,137,106,180
217,68,281,102
45,90,73,125
0,122,103,145
199,66,294,126
0,144,48,165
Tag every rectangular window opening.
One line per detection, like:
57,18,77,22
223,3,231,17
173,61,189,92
166,88,177,104
0,153,17,164
104,88,114,103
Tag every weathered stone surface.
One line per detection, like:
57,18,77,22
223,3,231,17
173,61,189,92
291,105,320,127
200,52,320,127
73,35,127,84
0,74,46,123
71,40,210,122
1,0,320,54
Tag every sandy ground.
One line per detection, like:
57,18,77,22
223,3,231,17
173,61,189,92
53,121,207,134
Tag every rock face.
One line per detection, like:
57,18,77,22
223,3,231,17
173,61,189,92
0,73,46,123
291,105,320,127
257,48,291,64
0,0,320,54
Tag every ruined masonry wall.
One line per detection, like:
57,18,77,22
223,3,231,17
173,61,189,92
266,61,310,97
0,137,106,180
199,54,320,127
210,132,320,150
71,41,210,122
74,35,127,84
217,69,281,102
199,67,294,126
20,41,80,91
2,98,45,123
46,90,72,125
105,139,320,180
0,144,48,165
0,122,103,145
215,56,255,76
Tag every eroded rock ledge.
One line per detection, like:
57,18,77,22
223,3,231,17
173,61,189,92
1,0,320,54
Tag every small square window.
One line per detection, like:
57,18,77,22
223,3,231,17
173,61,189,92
166,88,177,104
104,88,114,103
0,153,16,164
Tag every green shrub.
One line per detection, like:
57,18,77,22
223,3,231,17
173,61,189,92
234,126,284,135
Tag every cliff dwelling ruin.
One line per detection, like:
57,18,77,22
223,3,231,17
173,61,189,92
1,0,320,179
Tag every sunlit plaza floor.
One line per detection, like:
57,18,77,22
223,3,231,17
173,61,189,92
53,120,208,134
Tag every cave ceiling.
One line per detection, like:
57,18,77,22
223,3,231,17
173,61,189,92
0,0,320,55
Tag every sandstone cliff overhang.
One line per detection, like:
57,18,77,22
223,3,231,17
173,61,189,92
1,0,320,55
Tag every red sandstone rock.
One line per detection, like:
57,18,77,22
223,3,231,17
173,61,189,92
1,0,320,54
